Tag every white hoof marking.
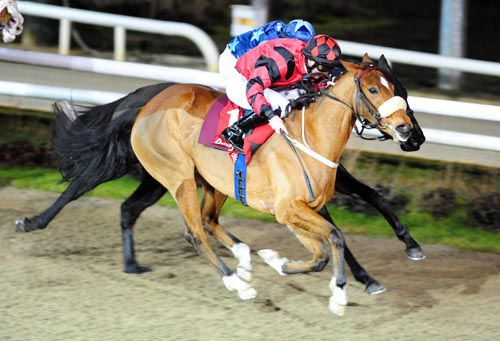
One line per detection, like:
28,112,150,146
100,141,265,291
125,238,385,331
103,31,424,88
222,274,257,300
329,299,347,316
239,287,257,300
257,249,288,276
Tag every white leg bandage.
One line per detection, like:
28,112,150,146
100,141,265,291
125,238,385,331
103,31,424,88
257,249,289,276
328,277,347,316
230,243,253,282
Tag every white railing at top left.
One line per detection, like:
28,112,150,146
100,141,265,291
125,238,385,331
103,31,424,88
0,47,226,88
17,1,220,72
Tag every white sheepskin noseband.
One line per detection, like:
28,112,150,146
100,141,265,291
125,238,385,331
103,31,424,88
377,96,407,118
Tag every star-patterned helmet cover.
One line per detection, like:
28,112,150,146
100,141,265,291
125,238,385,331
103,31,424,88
284,19,316,42
303,34,342,68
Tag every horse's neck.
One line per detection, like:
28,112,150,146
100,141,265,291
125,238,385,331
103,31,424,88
288,83,355,167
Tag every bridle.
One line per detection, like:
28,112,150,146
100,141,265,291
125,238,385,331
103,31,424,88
314,65,395,141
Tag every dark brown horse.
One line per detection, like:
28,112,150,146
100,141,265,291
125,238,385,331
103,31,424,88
16,56,425,315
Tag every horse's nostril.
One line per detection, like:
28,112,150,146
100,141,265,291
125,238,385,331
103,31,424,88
396,124,411,135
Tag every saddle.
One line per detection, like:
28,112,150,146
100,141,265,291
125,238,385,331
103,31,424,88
198,95,275,164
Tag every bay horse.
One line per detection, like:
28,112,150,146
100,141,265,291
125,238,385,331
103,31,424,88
0,0,23,43
15,55,424,315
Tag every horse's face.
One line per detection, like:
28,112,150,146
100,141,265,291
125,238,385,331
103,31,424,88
355,68,413,144
0,1,23,43
377,55,425,151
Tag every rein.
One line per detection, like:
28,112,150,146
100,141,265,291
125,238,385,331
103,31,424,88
281,134,316,201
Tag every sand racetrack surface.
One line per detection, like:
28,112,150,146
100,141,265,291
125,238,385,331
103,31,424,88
1,187,499,340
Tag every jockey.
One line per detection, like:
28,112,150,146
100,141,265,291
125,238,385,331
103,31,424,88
221,34,342,153
219,19,316,115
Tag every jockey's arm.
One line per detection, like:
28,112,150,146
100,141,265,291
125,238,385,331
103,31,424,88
245,55,291,119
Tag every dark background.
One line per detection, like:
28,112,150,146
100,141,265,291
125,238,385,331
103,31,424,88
21,0,500,97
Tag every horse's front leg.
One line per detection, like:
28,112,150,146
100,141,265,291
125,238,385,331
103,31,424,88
336,164,425,260
277,198,348,315
175,179,256,300
318,207,386,295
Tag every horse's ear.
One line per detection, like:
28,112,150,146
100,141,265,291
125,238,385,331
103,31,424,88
378,54,409,100
362,53,373,64
378,54,393,75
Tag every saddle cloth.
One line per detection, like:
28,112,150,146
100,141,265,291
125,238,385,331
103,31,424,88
198,95,274,164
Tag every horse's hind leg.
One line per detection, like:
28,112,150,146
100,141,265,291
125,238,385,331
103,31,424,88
15,181,90,232
200,183,253,282
257,228,329,275
120,170,167,274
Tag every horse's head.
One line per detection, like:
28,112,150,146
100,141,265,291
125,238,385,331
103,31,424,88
337,56,415,145
373,54,425,151
0,0,23,43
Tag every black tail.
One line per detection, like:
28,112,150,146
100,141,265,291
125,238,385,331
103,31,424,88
52,82,174,193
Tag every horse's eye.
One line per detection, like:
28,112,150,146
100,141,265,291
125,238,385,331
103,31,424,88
368,87,378,94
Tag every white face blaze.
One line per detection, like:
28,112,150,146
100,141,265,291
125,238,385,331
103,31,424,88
380,76,390,90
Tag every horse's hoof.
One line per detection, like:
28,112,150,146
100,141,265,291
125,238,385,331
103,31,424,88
365,281,386,295
223,273,257,300
329,299,347,316
329,283,347,316
239,287,257,300
15,217,34,233
124,263,152,274
406,246,426,260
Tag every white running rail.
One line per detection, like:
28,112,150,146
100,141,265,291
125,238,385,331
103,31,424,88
337,40,500,77
17,1,220,71
1,48,499,123
1,80,499,152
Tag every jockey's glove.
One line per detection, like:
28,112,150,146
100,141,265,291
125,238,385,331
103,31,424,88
268,115,289,135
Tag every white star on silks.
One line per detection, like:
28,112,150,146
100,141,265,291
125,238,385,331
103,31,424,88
251,28,265,42
275,22,284,32
293,21,307,32
228,39,240,52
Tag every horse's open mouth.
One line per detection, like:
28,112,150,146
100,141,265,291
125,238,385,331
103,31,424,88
388,124,411,143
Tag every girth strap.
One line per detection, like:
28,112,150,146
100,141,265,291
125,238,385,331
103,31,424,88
234,153,248,205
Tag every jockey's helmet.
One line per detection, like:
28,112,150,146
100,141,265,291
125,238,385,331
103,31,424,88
284,19,316,42
303,34,342,72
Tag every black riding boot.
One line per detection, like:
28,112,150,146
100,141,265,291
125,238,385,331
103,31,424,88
221,112,268,153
